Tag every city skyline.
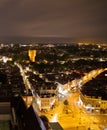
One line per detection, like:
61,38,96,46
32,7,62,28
0,43,107,130
0,0,107,43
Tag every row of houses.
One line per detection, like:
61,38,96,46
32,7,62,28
80,93,107,113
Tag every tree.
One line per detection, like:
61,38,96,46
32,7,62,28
63,100,69,106
63,100,69,114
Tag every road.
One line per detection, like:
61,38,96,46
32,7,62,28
16,63,107,130
39,91,107,130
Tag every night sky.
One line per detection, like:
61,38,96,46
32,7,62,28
0,0,107,42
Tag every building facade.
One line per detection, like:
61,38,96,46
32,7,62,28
80,93,107,113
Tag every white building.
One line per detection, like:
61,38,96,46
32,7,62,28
36,95,57,111
80,93,107,113
36,86,58,111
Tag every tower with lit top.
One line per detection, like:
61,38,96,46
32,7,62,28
28,50,36,62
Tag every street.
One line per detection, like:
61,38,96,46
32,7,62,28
39,91,107,130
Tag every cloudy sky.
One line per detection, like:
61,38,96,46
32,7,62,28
0,0,107,42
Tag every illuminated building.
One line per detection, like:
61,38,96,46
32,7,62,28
80,69,107,113
22,95,33,108
36,95,56,111
36,87,57,111
80,94,107,113
28,50,36,62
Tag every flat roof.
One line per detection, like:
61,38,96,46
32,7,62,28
50,122,64,130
